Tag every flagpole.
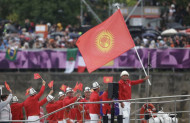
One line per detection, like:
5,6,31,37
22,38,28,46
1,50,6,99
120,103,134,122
134,47,151,85
115,5,152,86
41,78,45,82
125,0,142,22
116,5,120,10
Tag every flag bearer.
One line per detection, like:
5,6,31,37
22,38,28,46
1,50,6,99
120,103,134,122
118,70,149,123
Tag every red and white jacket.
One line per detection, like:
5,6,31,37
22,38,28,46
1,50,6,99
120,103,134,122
118,79,145,100
89,91,101,114
23,85,45,117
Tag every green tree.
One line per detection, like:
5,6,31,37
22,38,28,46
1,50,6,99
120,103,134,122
0,0,81,26
0,0,190,26
6,12,19,22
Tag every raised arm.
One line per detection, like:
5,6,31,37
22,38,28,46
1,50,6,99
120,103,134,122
64,93,80,106
39,89,53,106
65,97,77,106
39,97,47,106
34,80,46,100
131,76,149,85
0,90,12,109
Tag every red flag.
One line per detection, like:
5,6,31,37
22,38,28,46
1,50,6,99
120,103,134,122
74,82,83,92
76,10,135,73
4,81,10,91
103,76,113,83
34,73,41,79
78,83,83,91
60,84,67,92
25,87,32,96
48,81,54,88
73,82,79,92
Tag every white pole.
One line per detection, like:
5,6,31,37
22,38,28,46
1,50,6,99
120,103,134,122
117,2,150,85
146,51,150,96
116,5,120,10
125,0,142,22
82,0,102,23
80,0,83,26
134,47,151,85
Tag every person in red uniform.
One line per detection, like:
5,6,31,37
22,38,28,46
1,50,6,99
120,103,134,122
80,87,91,123
46,94,60,123
118,70,149,123
101,88,112,123
89,82,101,123
55,91,65,123
23,80,46,123
10,96,23,123
38,90,53,123
63,87,80,123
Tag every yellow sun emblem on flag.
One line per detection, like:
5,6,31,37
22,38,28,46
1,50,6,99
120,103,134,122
96,30,114,53
106,78,110,82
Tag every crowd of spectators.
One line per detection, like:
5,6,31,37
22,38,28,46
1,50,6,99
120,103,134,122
132,0,190,49
134,35,190,49
132,1,190,49
0,1,190,50
159,1,190,27
0,19,80,50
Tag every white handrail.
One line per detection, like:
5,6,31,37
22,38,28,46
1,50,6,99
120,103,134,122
1,94,190,122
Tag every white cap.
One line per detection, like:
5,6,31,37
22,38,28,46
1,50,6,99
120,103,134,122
84,87,91,92
66,87,73,94
29,88,37,96
58,91,65,98
120,70,129,77
12,96,18,102
92,82,100,89
47,95,55,102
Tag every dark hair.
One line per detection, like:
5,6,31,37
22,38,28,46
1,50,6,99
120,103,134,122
93,88,97,91
1,94,8,101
